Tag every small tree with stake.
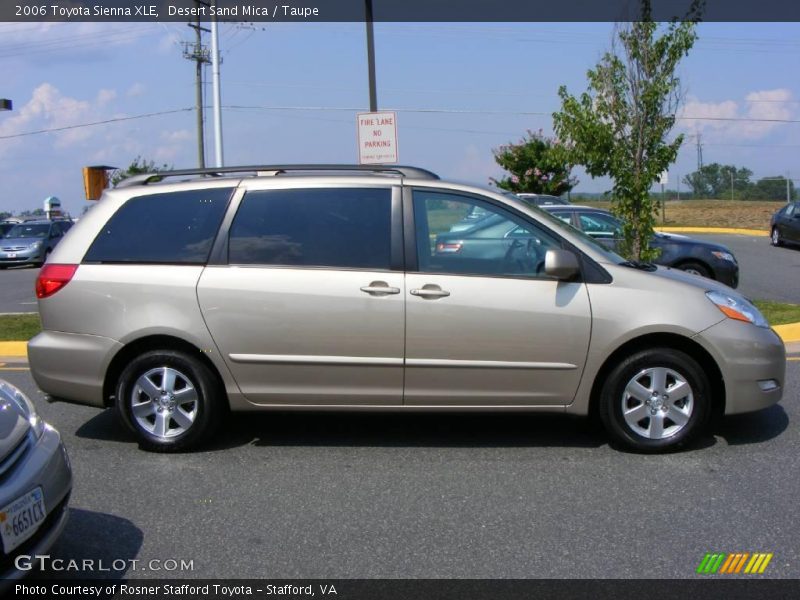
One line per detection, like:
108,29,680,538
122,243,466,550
553,0,703,261
111,156,171,186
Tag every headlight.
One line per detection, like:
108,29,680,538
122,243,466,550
29,241,43,249
706,291,769,328
0,380,45,438
711,251,736,263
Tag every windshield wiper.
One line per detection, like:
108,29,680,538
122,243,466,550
620,260,657,272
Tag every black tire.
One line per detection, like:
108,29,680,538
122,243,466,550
771,227,783,247
676,261,711,280
116,349,226,452
599,348,712,453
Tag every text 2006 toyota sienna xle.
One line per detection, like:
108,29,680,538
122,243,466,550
28,165,785,453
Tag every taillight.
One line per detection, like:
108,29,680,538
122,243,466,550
36,264,78,299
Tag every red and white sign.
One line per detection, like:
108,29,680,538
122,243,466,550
357,111,399,164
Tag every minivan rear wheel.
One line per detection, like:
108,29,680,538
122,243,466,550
116,350,224,452
599,348,711,453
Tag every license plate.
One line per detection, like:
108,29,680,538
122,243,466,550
6,253,16,258
0,487,47,553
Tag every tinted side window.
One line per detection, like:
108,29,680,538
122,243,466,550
413,190,561,278
228,188,392,270
577,212,622,238
84,188,232,264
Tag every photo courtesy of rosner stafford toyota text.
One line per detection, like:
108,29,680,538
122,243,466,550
1,0,800,598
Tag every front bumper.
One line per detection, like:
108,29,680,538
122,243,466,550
695,319,786,414
0,425,72,581
0,248,43,266
710,259,739,289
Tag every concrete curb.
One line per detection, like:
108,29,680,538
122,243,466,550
0,342,27,357
656,226,769,236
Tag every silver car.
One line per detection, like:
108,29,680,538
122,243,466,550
0,220,73,269
28,165,785,453
0,379,72,580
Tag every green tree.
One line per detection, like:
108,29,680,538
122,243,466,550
683,163,753,198
19,208,46,217
491,129,577,196
553,1,703,260
111,156,171,186
752,176,795,201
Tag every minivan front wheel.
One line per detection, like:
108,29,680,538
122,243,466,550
116,350,224,452
599,348,711,452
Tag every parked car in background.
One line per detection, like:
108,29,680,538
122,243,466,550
542,205,740,288
516,193,570,206
0,220,73,269
770,201,800,247
0,379,72,582
28,164,783,454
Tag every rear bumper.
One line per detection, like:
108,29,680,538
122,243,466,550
28,331,122,408
695,320,786,414
0,425,72,581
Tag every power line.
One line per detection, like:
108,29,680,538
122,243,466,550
0,108,194,140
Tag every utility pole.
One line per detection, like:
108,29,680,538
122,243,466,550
730,170,734,202
365,0,377,111
696,133,703,171
183,6,210,168
787,173,791,203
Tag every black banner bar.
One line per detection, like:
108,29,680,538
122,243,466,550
8,579,800,600
4,0,800,23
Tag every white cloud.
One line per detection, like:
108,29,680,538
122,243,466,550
678,88,796,141
0,83,96,150
161,129,193,143
96,89,118,107
126,82,146,97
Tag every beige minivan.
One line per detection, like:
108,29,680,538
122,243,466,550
28,165,785,453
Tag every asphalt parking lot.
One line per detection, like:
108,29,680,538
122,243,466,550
1,232,798,580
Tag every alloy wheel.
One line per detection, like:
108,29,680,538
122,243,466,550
621,367,694,440
130,367,199,439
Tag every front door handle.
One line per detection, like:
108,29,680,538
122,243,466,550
360,281,401,296
410,284,451,299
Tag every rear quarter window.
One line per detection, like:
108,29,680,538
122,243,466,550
84,188,232,264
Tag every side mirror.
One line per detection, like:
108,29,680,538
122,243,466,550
545,249,580,280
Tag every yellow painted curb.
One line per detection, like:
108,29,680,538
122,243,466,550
774,323,800,344
656,226,769,236
0,342,27,357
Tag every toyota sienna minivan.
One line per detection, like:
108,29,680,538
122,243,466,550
28,165,785,453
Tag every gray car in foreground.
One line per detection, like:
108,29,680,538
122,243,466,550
27,165,785,454
0,379,72,582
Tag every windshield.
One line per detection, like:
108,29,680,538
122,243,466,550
6,223,50,238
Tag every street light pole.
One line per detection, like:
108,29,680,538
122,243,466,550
210,15,224,167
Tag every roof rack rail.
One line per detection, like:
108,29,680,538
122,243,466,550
114,164,439,188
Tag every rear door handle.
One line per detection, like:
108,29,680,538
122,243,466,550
360,281,401,296
410,285,450,299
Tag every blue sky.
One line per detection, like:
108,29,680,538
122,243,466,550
1,20,799,215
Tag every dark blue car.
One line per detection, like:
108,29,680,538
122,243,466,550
543,206,739,288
